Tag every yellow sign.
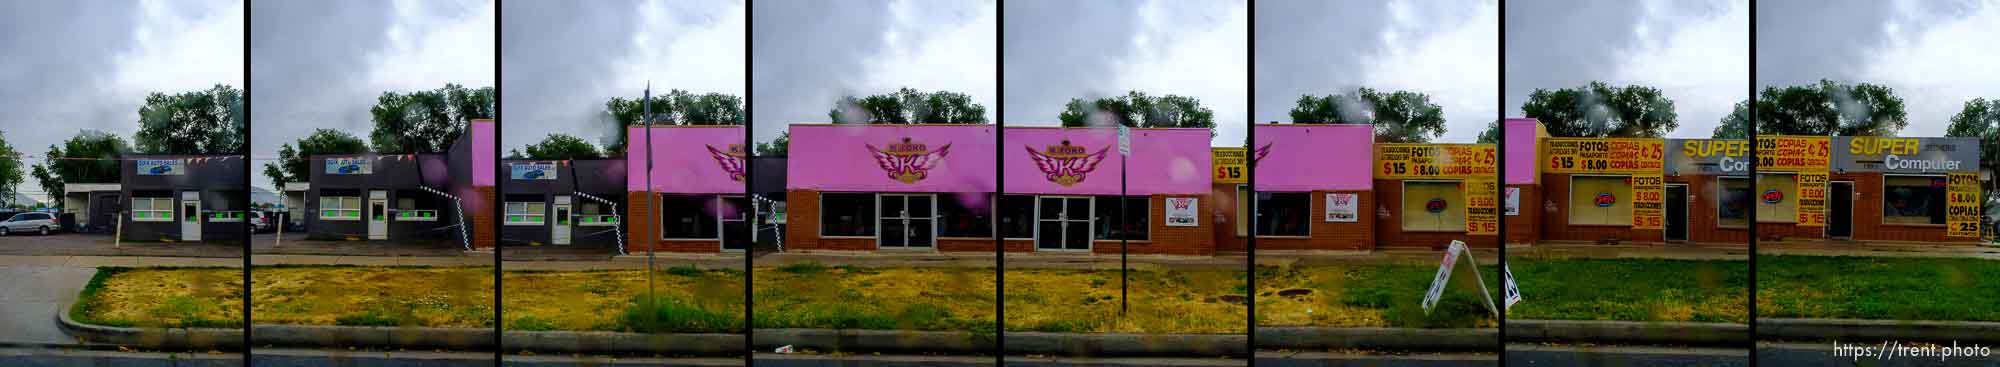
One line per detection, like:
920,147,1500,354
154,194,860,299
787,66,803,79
1465,178,1499,235
1631,173,1664,229
1794,172,1829,227
1948,172,1982,237
1759,136,1831,227
1212,148,1246,184
1375,144,1497,179
1757,136,1832,171
1544,138,1665,174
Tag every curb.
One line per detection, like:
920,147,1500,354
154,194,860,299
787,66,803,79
998,331,1244,356
1256,327,1494,351
56,304,244,350
1758,318,2000,344
1505,320,1747,346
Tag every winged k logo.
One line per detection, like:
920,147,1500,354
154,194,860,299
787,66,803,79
1026,140,1110,187
706,144,747,182
867,137,952,184
1254,142,1272,166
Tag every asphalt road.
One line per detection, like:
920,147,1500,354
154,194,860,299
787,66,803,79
1758,342,2000,367
1505,343,1749,366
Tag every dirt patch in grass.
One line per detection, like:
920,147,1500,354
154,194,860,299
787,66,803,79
1004,268,1245,334
755,264,993,332
252,266,493,327
75,267,243,328
502,267,743,332
1758,255,2000,322
1257,261,1499,328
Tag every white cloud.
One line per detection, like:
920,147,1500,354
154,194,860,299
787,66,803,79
858,0,998,123
1365,0,1498,143
370,0,495,90
625,0,745,97
1107,0,1248,146
116,0,245,96
1860,0,2000,136
1612,0,1748,138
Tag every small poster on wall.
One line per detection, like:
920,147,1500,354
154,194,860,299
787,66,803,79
1165,197,1199,227
511,162,558,180
1325,193,1357,222
1504,187,1520,216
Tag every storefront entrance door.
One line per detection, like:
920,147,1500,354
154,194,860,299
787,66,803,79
877,194,934,248
1829,181,1853,239
1036,196,1092,251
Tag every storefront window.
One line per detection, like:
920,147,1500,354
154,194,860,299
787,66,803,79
1882,175,1947,225
820,193,875,237
1402,181,1466,232
1568,175,1633,226
938,193,993,238
319,196,361,221
999,195,1035,239
1718,177,1751,227
1235,186,1250,237
659,194,717,239
505,195,546,226
1256,192,1309,236
133,196,176,222
1757,173,1796,223
1093,196,1149,241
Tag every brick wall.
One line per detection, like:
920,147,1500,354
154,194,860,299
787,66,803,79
1211,184,1248,252
1505,184,1541,246
1089,195,1213,256
1832,173,1970,244
1373,179,1500,248
1671,176,1748,245
1242,190,1374,251
1539,173,1664,243
623,191,721,253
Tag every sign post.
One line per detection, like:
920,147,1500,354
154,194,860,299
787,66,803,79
1118,125,1130,316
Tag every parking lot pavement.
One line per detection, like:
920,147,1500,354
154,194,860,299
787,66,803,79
0,232,240,258
0,265,96,345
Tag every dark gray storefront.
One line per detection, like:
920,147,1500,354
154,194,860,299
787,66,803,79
303,154,459,241
500,159,626,248
119,156,246,242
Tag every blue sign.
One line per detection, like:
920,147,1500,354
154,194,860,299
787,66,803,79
136,160,184,175
511,162,557,180
325,157,371,175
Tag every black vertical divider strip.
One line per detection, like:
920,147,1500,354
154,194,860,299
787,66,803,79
492,0,505,361
1746,2,1758,361
1495,0,1507,360
744,2,756,362
994,2,1006,364
1245,0,1257,362
242,0,254,362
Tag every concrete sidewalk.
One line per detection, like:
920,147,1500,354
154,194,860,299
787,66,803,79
1758,241,2000,260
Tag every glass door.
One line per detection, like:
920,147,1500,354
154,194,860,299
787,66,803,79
1036,196,1092,251
878,194,934,248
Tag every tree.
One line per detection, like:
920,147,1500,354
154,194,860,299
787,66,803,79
1058,91,1216,137
602,90,745,155
1755,80,1907,136
1290,88,1449,143
1519,82,1678,138
0,132,22,206
827,87,987,124
370,84,494,154
1713,100,1751,139
32,130,131,201
1476,120,1500,144
264,129,369,188
1947,98,1999,213
756,131,790,157
522,134,603,160
133,84,245,154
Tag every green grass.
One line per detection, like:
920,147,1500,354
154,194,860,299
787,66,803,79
1258,263,1501,328
1758,255,2000,322
70,267,136,327
1506,258,1747,323
621,294,744,333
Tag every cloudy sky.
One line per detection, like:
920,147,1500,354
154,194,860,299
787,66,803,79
251,0,494,190
1506,0,1748,138
1759,0,2000,137
752,0,995,144
504,0,743,150
1258,0,1497,143
0,0,244,201
1005,0,1246,146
